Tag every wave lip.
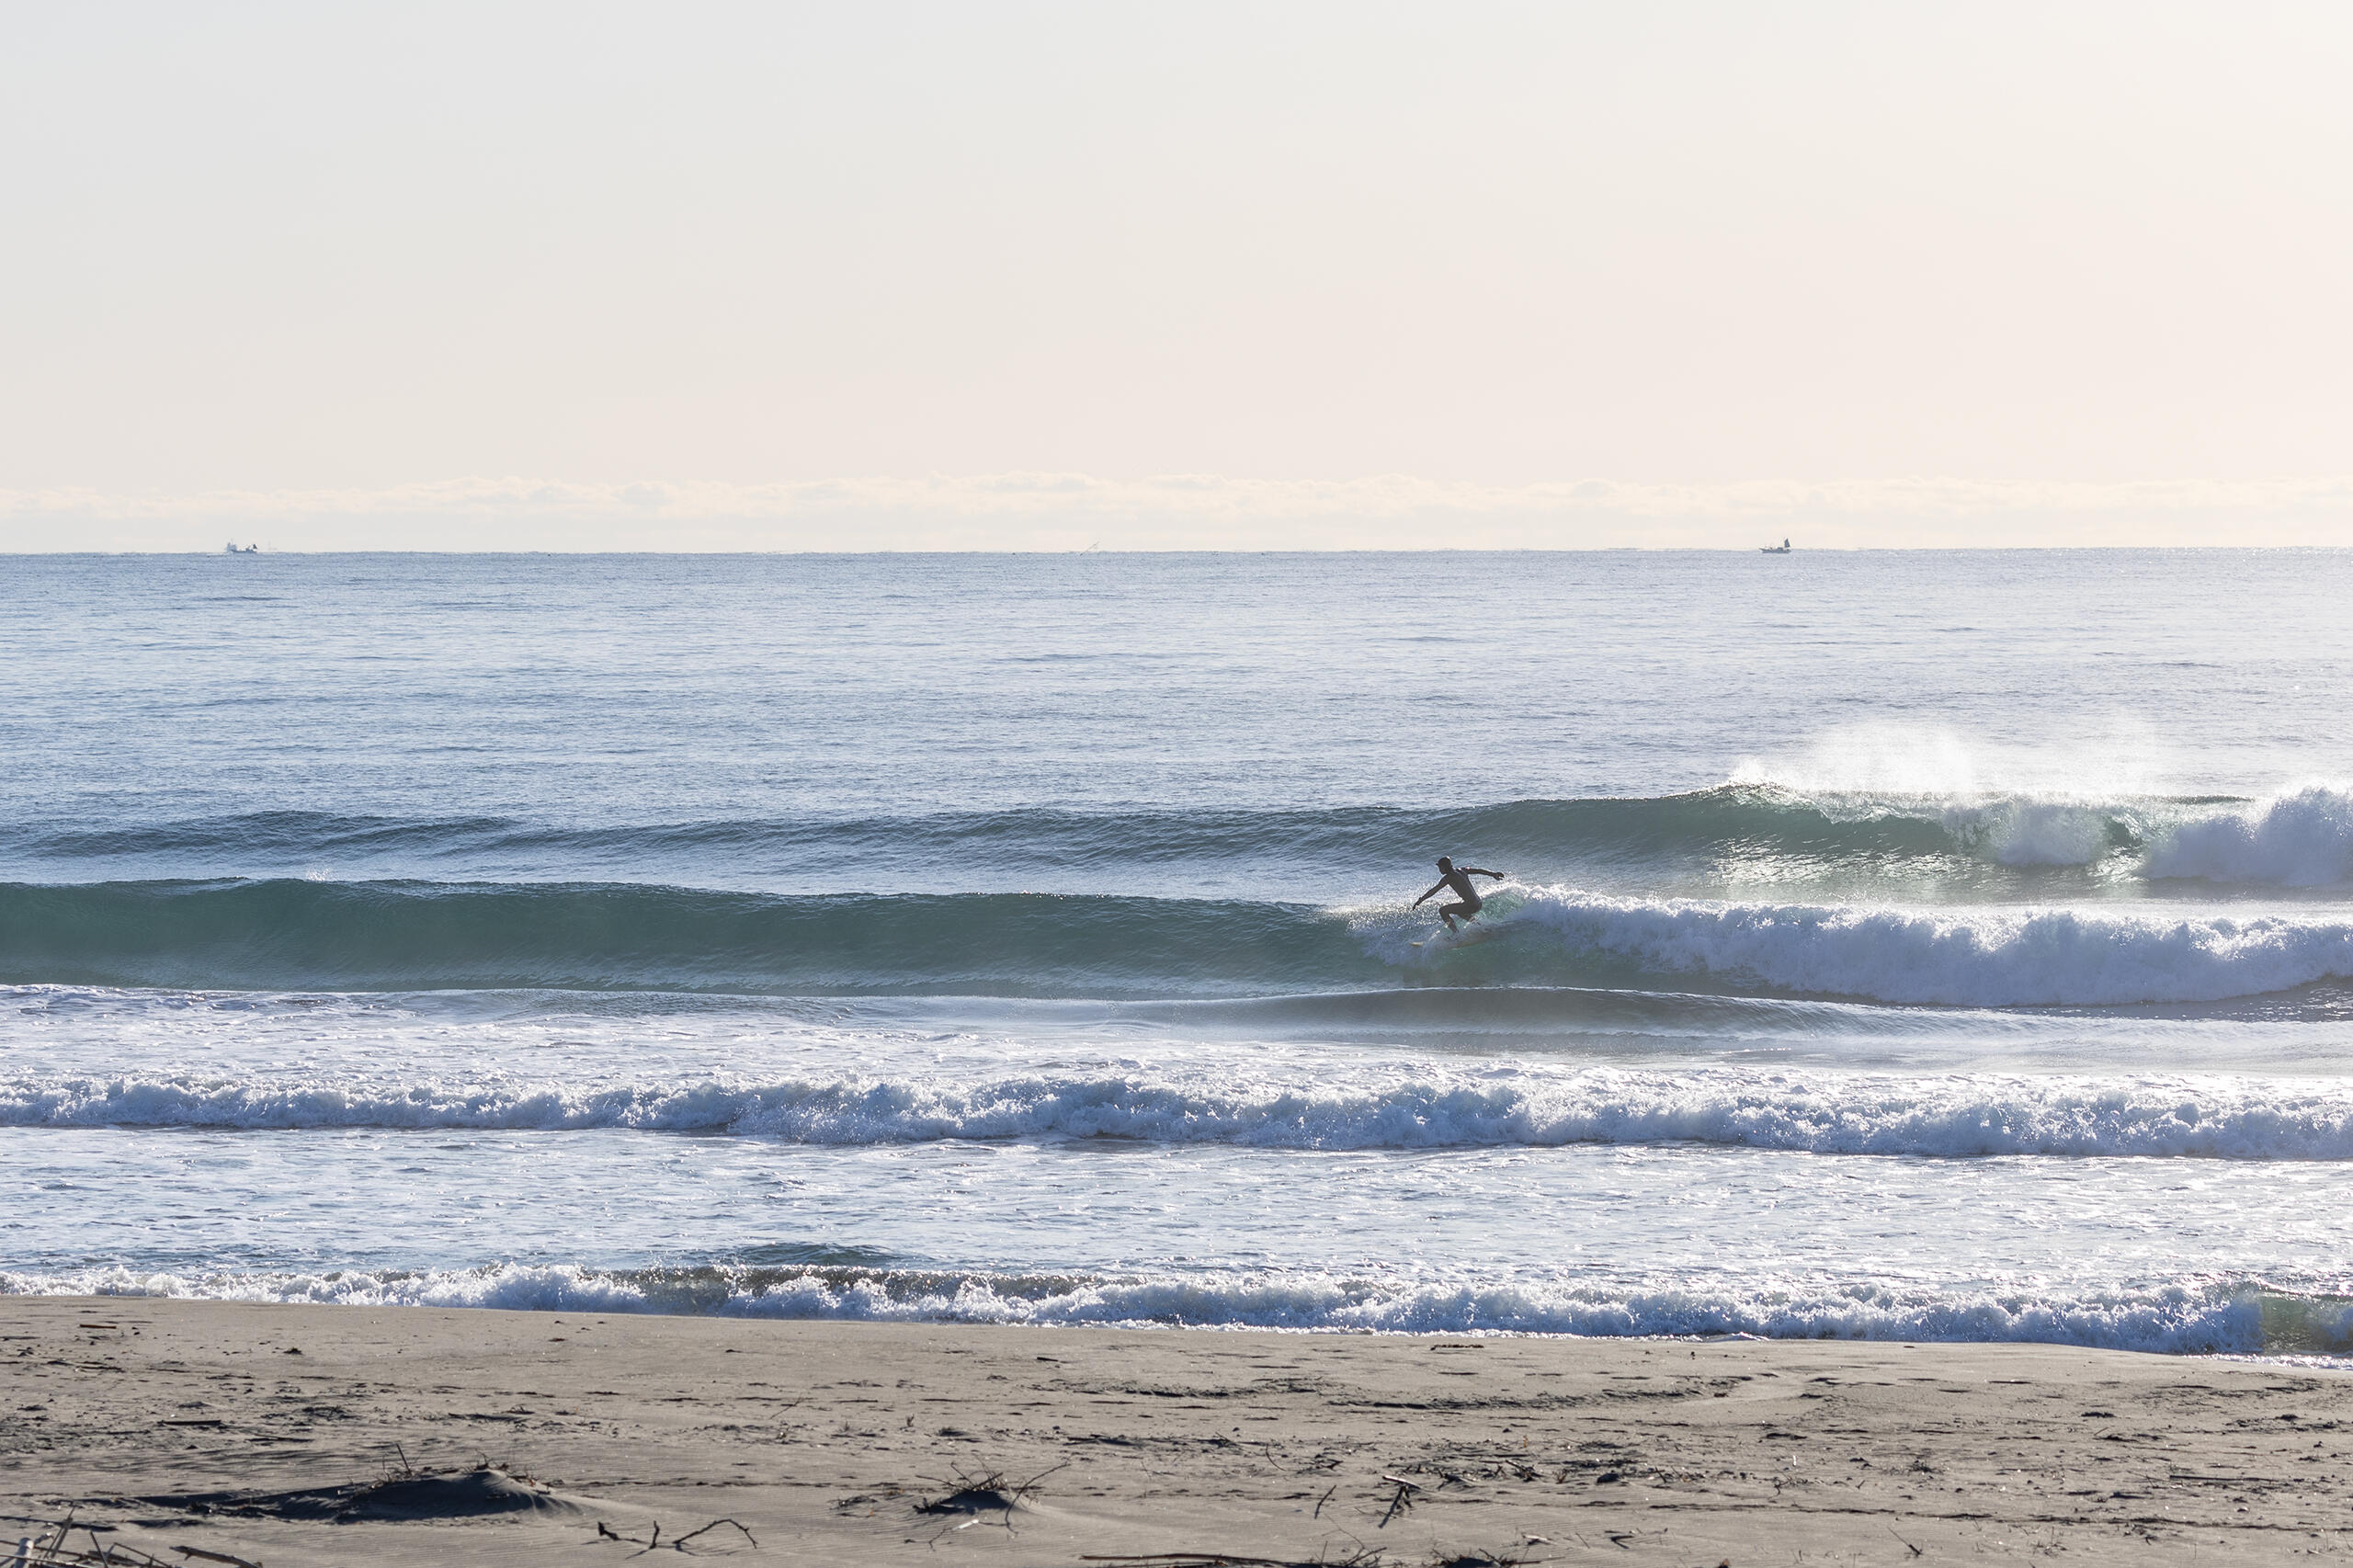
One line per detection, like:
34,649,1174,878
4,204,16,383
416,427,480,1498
6,1261,2343,1356
16,1066,2353,1158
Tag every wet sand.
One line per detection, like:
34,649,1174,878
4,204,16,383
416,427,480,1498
6,1296,2352,1565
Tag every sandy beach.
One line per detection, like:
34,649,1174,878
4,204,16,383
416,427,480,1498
4,1299,2351,1565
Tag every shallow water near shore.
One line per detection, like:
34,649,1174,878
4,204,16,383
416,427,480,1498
6,549,2353,1353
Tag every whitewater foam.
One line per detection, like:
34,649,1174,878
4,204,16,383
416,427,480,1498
2148,784,2353,887
1932,798,2127,867
1462,886,2353,1006
15,1064,2353,1157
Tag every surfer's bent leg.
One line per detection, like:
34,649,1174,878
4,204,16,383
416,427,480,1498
1439,900,1476,928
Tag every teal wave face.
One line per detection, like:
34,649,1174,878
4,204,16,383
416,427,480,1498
0,880,1389,996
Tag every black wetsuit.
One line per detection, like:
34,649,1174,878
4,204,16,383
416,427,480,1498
1416,864,1503,930
1434,867,1485,921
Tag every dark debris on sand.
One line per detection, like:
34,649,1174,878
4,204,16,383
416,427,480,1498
132,1462,587,1523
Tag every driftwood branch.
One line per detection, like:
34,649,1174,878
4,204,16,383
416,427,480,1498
0,1516,245,1568
1079,1554,1383,1568
595,1516,756,1554
1377,1474,1422,1528
669,1519,756,1549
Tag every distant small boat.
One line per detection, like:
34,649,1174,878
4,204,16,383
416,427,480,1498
224,541,260,554
1759,538,1791,554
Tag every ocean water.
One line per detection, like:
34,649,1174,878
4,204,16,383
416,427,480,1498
6,549,2353,1354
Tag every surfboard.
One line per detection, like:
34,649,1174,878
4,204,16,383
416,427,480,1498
1412,925,1499,949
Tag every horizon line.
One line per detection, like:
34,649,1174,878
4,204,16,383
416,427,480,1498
13,543,2353,558
9,473,2350,551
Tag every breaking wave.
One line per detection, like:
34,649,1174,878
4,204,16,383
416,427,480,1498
1476,887,2353,1006
2146,784,2353,887
14,1065,2353,1157
5,876,2352,1006
6,783,2348,891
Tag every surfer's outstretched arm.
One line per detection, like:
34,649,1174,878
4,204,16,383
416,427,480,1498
1412,881,1444,907
1462,867,1505,881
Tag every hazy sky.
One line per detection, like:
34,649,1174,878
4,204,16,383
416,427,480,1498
5,2,2350,548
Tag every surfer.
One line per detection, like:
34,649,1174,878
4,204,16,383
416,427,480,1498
1413,857,1505,933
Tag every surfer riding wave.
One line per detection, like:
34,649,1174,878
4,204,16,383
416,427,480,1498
1414,856,1506,933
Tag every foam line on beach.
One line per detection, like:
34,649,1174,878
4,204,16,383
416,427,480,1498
9,1260,2348,1356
